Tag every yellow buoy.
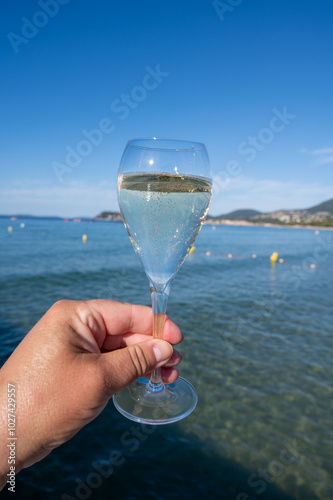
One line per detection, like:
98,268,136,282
227,253,233,258
310,264,316,269
270,252,278,263
206,251,211,256
315,230,319,235
189,246,195,254
82,234,88,243
279,258,284,263
8,226,13,233
252,254,257,258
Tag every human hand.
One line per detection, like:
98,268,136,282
0,299,182,484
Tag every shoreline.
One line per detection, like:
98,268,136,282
2,215,332,231
204,220,333,231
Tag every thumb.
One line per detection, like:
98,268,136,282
99,339,173,395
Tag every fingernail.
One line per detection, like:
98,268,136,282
152,340,172,363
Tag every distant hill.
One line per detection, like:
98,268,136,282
0,214,93,221
306,198,333,215
208,209,262,220
205,197,333,226
0,214,63,220
94,211,123,221
250,197,333,226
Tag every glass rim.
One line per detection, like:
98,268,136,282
126,137,206,152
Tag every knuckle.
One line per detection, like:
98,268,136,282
51,299,71,311
128,344,151,376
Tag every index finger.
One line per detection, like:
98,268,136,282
85,299,183,344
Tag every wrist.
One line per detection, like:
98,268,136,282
0,391,12,491
0,371,26,490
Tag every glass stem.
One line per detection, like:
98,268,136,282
146,285,170,393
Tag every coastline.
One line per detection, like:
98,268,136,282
2,214,333,230
204,219,333,231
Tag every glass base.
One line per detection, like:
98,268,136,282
112,377,198,425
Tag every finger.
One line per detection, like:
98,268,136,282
161,367,179,384
85,300,183,344
98,339,173,395
163,317,184,345
163,349,182,367
102,327,183,351
146,349,181,378
84,300,153,335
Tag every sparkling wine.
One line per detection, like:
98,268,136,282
118,172,212,288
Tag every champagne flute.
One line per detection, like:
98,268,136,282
113,138,212,424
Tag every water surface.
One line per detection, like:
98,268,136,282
1,219,332,500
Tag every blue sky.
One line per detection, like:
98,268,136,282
1,0,332,217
